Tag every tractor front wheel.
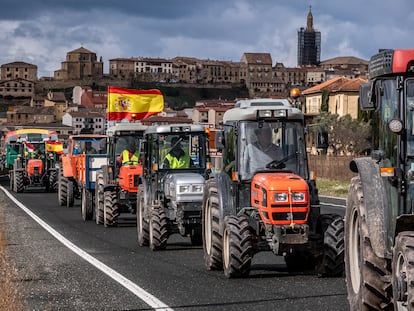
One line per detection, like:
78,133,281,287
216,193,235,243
137,186,149,246
103,190,119,227
149,207,168,251
95,171,104,225
222,215,252,278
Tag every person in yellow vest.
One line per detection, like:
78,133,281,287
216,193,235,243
117,141,139,166
163,136,193,169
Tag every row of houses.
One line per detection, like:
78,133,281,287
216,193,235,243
0,75,366,140
0,47,368,99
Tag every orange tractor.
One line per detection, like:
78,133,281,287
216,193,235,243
95,122,146,227
202,94,345,278
58,134,107,221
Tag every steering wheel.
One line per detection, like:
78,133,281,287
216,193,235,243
265,153,296,169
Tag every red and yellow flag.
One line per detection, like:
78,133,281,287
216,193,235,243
107,86,164,121
46,141,63,154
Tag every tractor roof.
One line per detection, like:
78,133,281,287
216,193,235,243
144,123,206,135
106,122,147,137
224,98,304,123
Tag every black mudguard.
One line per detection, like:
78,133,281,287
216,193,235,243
350,157,388,258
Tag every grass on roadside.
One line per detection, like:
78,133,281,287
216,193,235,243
316,177,350,198
0,211,27,311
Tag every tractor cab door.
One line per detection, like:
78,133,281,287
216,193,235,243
371,78,401,247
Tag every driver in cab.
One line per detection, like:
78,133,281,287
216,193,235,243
242,126,282,179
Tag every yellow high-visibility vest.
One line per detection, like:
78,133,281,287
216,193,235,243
165,153,191,168
122,150,139,165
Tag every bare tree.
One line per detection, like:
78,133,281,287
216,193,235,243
312,112,371,155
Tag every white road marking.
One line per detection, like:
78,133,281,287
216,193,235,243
1,186,173,311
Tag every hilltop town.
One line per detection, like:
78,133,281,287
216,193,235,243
0,7,368,142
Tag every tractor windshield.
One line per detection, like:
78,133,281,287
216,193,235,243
73,137,107,155
239,121,308,180
157,133,206,170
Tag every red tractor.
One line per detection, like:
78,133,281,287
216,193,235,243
202,93,344,278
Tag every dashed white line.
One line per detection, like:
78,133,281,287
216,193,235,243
1,186,174,311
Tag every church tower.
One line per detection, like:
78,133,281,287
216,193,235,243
297,6,321,66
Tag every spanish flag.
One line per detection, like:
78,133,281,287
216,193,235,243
46,141,63,154
107,86,164,121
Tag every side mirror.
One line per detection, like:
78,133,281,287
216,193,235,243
315,131,328,149
359,82,375,110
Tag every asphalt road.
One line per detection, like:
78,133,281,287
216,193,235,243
0,178,349,311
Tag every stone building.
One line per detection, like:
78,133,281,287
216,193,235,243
0,61,38,81
6,106,55,125
54,47,103,80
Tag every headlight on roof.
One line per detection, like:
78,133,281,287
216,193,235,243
179,185,191,193
258,110,273,118
192,184,203,192
273,110,287,117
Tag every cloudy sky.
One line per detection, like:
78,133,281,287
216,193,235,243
1,0,413,77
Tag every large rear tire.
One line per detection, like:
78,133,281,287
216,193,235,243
202,179,223,270
67,180,74,207
81,188,94,221
95,171,104,225
222,215,252,278
345,177,392,310
137,186,149,246
316,214,345,277
392,232,414,311
58,170,67,206
103,190,119,227
149,207,168,251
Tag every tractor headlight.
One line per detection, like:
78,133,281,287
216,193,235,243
274,193,288,202
291,192,305,202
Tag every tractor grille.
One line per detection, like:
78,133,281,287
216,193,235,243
272,212,307,221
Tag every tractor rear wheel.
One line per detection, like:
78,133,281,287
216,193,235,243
316,214,345,277
81,188,93,221
95,171,104,225
137,186,149,246
222,215,252,278
345,177,391,310
58,170,67,206
103,190,119,227
392,231,414,311
48,170,57,192
202,179,223,270
149,207,168,251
